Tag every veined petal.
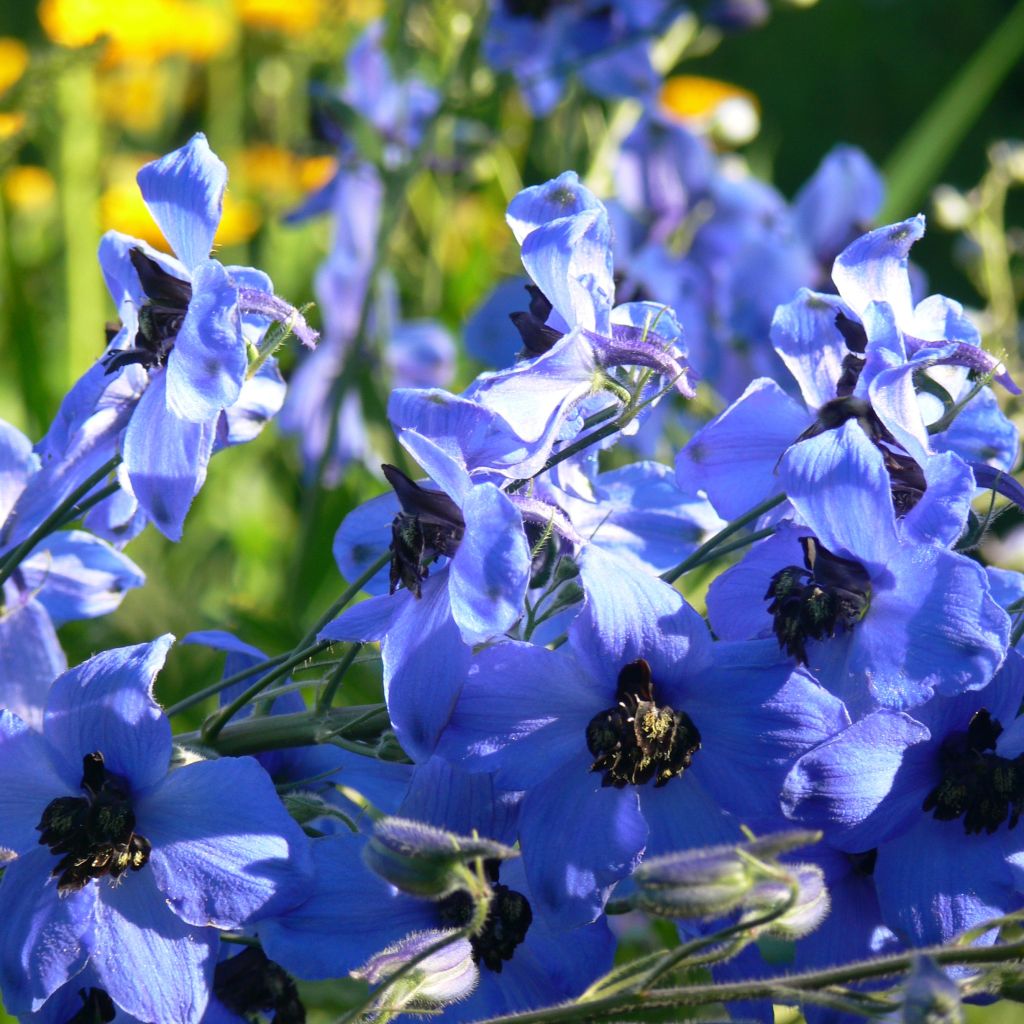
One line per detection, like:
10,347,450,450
138,757,313,928
770,289,848,410
399,428,473,505
506,171,604,246
43,636,174,794
136,133,227,272
122,371,215,541
89,871,217,1024
166,260,244,423
900,451,974,548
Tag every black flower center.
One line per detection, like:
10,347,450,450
586,658,701,789
922,708,1024,835
510,284,562,355
36,751,151,893
383,465,465,598
67,988,116,1024
213,947,305,1024
437,865,533,973
103,248,193,375
765,536,872,665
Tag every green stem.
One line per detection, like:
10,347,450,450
317,643,363,713
53,481,121,530
661,493,787,584
683,526,776,570
0,455,122,586
506,416,624,494
164,652,292,718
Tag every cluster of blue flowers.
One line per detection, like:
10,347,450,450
1,30,1023,1024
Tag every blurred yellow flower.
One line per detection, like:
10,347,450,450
0,38,30,95
2,165,56,211
97,62,177,134
101,177,261,250
233,144,336,200
38,0,235,64
235,0,319,34
298,154,336,192
0,112,26,140
660,75,760,146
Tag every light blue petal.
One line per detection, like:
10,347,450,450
387,320,455,390
769,289,848,410
137,756,313,928
519,752,647,927
89,871,217,1024
933,384,1019,472
449,483,529,644
900,451,974,548
20,531,145,627
399,428,472,505
0,596,66,731
122,371,215,541
219,355,286,447
43,636,174,793
676,378,810,520
506,172,604,246
332,489,397,597
166,260,244,422
0,417,36,526
0,849,95,1013
464,277,532,368
136,133,227,272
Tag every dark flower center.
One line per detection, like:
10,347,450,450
586,658,701,789
36,751,151,893
922,708,1024,835
848,848,878,878
213,947,305,1024
765,536,872,665
383,464,465,598
66,988,116,1024
510,284,562,355
437,864,533,973
103,248,193,375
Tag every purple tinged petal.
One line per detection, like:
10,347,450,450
136,132,227,272
122,371,215,541
832,216,924,326
675,378,810,520
43,636,174,793
89,871,217,1024
19,531,145,627
0,418,36,525
137,757,313,928
449,483,529,644
166,260,244,422
0,597,67,732
779,419,897,567
584,326,695,398
0,710,75,854
519,752,647,927
769,289,848,410
506,171,604,246
0,849,95,1013
781,710,934,851
901,451,974,547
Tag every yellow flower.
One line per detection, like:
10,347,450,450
659,75,760,146
232,145,336,200
97,62,177,134
235,0,318,34
0,112,26,141
2,165,56,211
0,38,29,95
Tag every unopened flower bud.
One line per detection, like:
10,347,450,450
353,930,479,1016
744,863,830,938
632,843,755,918
364,816,518,899
932,185,972,230
901,957,963,1024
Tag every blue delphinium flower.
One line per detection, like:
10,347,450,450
0,636,313,1022
436,543,849,926
782,651,1024,947
707,420,1008,716
95,133,315,539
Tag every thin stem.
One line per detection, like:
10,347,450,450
0,454,122,586
165,652,292,718
660,493,787,584
53,480,121,530
317,643,363,712
506,416,624,494
682,526,776,570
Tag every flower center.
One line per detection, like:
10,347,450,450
586,658,701,789
922,708,1024,835
213,947,305,1024
383,465,465,598
36,751,151,893
437,866,533,973
765,536,872,664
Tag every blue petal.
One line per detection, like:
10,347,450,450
399,428,473,505
769,289,848,410
20,531,145,627
934,384,1019,472
640,774,741,858
435,641,598,790
506,172,604,246
122,372,215,541
258,834,435,979
166,260,244,422
874,816,1017,946
832,216,924,325
464,277,532,368
520,209,614,334
676,378,810,520
387,320,455,390
89,871,217,1024
449,483,529,644
0,417,36,526
0,849,95,1013
0,710,75,855
137,756,313,928
781,710,934,851
519,752,647,927
332,490,396,597
136,133,227,272
43,636,174,793
779,419,898,567
900,451,974,547
0,596,67,731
